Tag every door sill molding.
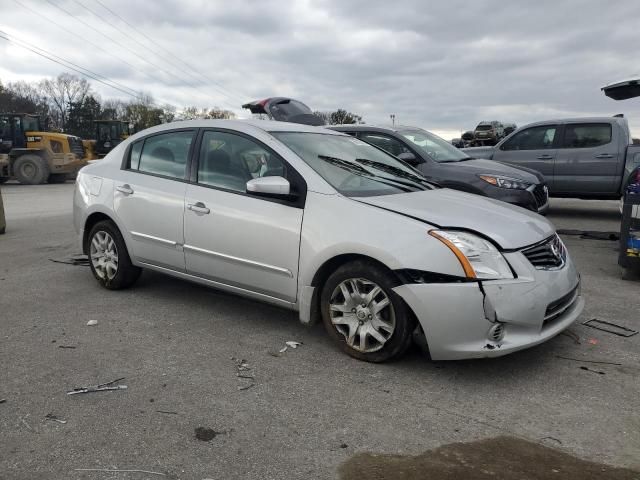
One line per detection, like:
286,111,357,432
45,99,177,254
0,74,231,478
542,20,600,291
138,262,297,310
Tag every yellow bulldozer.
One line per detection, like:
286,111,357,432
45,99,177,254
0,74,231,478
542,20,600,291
0,113,89,184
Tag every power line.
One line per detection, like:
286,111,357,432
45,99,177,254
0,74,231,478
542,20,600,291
43,0,240,110
0,32,144,100
86,0,248,105
11,0,174,105
92,0,247,102
0,30,142,100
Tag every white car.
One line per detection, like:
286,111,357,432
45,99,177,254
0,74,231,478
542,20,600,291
73,120,584,362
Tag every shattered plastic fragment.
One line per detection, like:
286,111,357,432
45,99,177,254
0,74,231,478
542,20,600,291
285,341,302,349
86,320,98,326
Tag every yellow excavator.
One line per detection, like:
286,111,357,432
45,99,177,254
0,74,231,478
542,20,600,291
0,113,89,184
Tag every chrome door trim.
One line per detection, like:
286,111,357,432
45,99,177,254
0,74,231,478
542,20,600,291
131,231,178,247
138,261,297,309
183,244,293,277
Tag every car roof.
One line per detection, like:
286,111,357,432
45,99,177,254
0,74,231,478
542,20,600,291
126,118,342,141
519,116,627,127
329,124,418,134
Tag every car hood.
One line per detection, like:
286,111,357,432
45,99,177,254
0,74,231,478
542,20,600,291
429,158,543,183
355,188,554,249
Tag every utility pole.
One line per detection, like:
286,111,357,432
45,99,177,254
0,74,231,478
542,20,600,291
389,114,396,126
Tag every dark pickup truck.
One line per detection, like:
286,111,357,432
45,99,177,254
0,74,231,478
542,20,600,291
462,116,640,200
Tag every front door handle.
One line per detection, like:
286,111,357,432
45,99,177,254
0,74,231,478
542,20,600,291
116,184,134,195
595,153,613,159
187,202,210,214
536,155,554,160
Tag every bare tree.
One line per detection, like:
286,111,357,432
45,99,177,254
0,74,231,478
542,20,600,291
312,111,330,125
329,109,363,125
178,106,235,120
40,73,91,130
179,106,200,120
205,107,235,119
101,98,127,120
313,109,363,125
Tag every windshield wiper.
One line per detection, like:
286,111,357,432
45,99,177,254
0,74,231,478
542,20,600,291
354,158,432,189
318,155,372,175
317,155,415,192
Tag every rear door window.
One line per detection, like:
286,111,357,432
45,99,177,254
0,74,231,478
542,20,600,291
134,130,194,179
562,123,612,148
501,125,557,151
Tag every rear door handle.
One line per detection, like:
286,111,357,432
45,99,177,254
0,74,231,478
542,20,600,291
595,153,613,159
536,155,554,160
187,202,210,214
116,184,134,195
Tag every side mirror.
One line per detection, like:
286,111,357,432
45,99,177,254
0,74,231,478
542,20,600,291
397,151,420,165
246,176,290,197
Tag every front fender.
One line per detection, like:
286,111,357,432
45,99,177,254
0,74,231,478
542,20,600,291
298,192,466,289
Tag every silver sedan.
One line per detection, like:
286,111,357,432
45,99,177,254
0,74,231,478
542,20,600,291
73,120,584,362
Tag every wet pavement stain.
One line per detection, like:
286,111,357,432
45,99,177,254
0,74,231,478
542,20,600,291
338,436,639,480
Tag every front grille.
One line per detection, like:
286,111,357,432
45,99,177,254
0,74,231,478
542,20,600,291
68,137,85,158
533,184,548,208
544,285,579,326
522,234,567,269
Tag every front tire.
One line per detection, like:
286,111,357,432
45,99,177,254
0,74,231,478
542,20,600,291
320,260,415,362
87,220,141,290
13,155,49,185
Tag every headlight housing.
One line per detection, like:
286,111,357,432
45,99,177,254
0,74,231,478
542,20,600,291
479,175,532,190
430,230,514,280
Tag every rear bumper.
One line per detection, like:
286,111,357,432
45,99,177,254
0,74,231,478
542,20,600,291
393,251,583,360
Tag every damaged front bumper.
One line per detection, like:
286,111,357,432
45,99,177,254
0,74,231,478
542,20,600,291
393,251,584,360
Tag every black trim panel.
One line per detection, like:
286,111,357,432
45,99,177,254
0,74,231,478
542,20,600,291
394,268,476,284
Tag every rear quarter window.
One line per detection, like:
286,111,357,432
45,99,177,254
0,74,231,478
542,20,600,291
562,124,612,148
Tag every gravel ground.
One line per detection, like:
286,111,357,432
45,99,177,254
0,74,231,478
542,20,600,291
0,183,638,480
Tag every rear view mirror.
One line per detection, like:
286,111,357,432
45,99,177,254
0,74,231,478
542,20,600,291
246,176,290,197
397,151,420,165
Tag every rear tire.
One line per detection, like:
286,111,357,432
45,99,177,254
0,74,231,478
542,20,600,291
320,260,415,363
13,155,49,185
48,173,68,184
86,220,141,290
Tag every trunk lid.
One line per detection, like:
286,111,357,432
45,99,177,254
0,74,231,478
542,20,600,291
242,97,325,126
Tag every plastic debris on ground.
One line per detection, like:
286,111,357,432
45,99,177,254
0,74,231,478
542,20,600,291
49,254,90,266
67,377,127,395
45,413,67,424
583,319,638,337
231,357,255,391
86,320,98,326
275,340,304,355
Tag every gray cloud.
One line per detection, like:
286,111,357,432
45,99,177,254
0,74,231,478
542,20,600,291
1,0,639,136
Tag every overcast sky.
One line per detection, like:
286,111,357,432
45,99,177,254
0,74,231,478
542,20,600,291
1,0,639,138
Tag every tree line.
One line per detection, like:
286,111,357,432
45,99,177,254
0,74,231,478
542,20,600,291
0,73,236,139
0,72,363,139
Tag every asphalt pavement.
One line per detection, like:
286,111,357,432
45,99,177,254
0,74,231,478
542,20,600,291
0,182,638,479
